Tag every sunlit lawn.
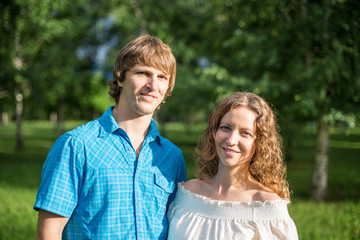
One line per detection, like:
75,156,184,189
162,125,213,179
0,121,359,239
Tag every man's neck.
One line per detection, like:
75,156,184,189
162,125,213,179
112,105,153,155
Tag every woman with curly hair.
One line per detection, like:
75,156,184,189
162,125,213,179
167,92,298,240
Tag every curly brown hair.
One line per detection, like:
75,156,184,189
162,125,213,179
195,92,290,199
108,34,176,106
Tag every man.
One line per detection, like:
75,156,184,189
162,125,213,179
34,35,187,239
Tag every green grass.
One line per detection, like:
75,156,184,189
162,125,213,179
290,200,360,239
0,121,360,239
0,186,38,239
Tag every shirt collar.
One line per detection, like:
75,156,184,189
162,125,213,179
98,106,162,144
98,106,120,137
147,118,162,145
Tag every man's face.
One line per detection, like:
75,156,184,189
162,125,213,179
117,64,170,118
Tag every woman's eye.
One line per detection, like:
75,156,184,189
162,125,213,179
220,126,231,131
241,131,252,137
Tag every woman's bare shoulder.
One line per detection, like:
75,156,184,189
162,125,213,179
182,179,207,194
253,189,282,201
247,179,282,201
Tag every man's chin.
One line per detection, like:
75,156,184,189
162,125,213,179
135,106,158,116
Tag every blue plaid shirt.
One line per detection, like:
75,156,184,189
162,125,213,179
34,107,187,239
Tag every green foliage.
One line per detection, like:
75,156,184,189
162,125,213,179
0,0,113,119
2,0,359,124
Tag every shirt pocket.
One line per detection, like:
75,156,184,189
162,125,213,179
79,168,133,218
152,172,175,216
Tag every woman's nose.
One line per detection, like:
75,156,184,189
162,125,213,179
226,131,239,145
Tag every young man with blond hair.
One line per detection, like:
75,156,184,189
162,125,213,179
34,35,187,239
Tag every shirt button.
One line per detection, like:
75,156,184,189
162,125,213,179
139,227,142,232
136,201,140,207
127,147,132,151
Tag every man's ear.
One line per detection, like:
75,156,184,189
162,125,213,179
117,80,123,87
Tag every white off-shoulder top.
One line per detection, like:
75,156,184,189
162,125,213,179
167,183,298,240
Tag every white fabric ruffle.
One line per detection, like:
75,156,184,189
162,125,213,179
167,183,298,240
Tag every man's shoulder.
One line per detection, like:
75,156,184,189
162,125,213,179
158,136,181,152
64,119,101,141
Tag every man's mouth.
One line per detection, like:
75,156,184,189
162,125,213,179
140,93,156,101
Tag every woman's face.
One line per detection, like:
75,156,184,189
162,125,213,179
214,106,257,169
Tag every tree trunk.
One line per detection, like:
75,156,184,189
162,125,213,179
1,112,9,126
50,111,57,127
311,116,329,201
15,93,24,149
57,98,65,134
14,32,24,149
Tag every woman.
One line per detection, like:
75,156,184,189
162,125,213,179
167,92,298,240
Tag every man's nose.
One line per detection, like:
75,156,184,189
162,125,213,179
147,75,159,91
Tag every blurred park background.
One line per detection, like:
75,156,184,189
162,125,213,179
1,0,359,239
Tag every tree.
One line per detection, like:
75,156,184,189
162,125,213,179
1,0,114,143
0,0,18,122
133,0,360,201
302,0,360,201
2,0,358,199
